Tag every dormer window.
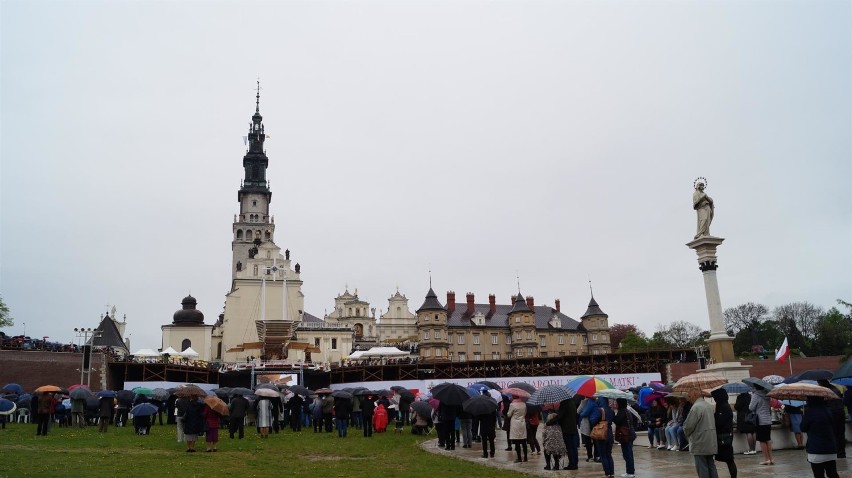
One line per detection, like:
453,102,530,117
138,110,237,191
472,311,485,326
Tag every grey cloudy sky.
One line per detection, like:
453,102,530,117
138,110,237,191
1,0,849,352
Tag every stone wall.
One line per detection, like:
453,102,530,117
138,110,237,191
667,355,845,382
0,350,112,392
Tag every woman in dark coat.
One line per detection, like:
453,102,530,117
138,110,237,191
733,392,756,454
800,396,839,478
711,388,736,478
182,398,205,452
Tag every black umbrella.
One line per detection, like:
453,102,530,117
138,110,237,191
462,394,499,416
213,388,231,399
372,389,392,397
411,400,432,417
332,390,353,400
475,381,501,390
431,383,472,406
229,387,254,397
783,369,834,384
116,390,135,405
398,390,416,401
69,387,93,400
507,382,537,394
352,387,372,396
287,385,311,397
743,377,774,391
390,385,407,392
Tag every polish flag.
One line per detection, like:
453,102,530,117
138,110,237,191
775,337,790,363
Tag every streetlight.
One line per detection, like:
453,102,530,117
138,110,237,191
74,327,102,387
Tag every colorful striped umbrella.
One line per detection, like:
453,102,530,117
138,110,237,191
566,376,615,397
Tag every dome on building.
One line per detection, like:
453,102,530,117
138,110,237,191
173,295,205,325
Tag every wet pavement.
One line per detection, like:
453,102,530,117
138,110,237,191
421,429,850,477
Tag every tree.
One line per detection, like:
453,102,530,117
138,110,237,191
609,324,644,349
655,320,706,348
0,295,12,328
619,331,650,352
813,307,852,356
723,302,769,340
773,302,824,354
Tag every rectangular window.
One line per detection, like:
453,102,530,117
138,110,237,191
528,348,534,357
526,332,532,340
473,335,480,345
539,336,546,346
422,315,428,322
457,334,465,345
570,335,576,345
434,331,441,340
515,317,520,323
558,334,564,345
423,348,431,357
583,336,588,345
423,332,429,341
435,349,442,357
540,352,547,358
506,335,512,345
331,338,337,349
491,352,499,360
458,352,466,362
473,352,481,361
491,334,498,345
314,338,320,347
593,333,598,341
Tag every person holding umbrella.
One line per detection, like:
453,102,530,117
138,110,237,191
361,394,375,437
748,383,774,465
97,395,113,433
182,398,204,452
35,391,56,436
682,387,719,478
256,396,273,439
333,393,352,438
228,392,249,439
506,393,528,463
801,396,840,478
202,401,222,452
556,396,580,470
710,387,737,478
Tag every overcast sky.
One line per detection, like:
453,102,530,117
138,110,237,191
1,0,849,352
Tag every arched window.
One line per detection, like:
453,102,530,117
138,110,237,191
216,342,222,359
265,230,271,240
236,230,243,240
181,339,191,352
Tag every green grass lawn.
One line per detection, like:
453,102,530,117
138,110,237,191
0,421,530,478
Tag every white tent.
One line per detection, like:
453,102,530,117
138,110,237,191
161,346,179,355
349,350,366,360
179,347,199,357
357,347,408,358
132,348,159,357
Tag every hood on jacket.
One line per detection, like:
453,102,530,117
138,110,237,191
595,396,609,407
710,388,728,403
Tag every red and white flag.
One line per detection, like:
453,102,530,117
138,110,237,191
775,337,790,363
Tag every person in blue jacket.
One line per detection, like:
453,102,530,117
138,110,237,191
589,396,615,478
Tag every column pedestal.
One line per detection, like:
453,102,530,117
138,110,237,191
686,235,751,380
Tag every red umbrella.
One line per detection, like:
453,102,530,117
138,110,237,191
501,388,531,400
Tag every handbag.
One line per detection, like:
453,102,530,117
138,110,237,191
744,411,758,427
590,408,609,441
717,432,733,447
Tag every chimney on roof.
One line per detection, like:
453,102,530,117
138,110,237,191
447,291,456,314
466,292,475,315
555,299,561,312
489,294,496,315
526,296,535,310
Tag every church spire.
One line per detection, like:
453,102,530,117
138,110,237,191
241,81,269,193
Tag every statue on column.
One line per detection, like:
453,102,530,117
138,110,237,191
693,177,714,239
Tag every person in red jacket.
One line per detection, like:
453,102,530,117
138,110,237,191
202,405,221,452
373,404,388,433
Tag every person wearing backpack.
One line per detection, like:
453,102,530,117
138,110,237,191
613,397,637,478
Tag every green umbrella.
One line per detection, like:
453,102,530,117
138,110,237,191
132,386,154,396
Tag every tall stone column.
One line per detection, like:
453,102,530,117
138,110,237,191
686,236,735,363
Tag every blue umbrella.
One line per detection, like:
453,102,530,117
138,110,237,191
16,394,32,408
468,383,490,394
97,390,117,398
2,383,23,395
130,403,159,417
719,382,751,395
0,398,16,415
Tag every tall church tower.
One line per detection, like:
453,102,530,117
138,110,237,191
232,83,274,274
213,86,306,363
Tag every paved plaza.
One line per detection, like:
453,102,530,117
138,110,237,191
422,430,850,478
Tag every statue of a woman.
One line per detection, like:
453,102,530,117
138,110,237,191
693,179,714,238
